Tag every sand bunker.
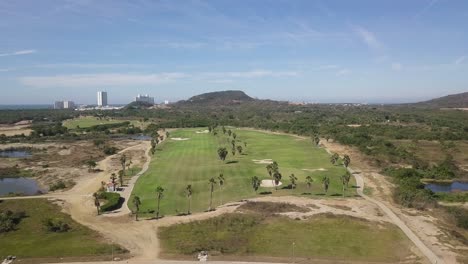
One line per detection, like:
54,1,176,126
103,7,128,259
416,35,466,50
252,159,273,164
260,179,282,188
302,168,327,172
195,130,209,134
171,138,190,141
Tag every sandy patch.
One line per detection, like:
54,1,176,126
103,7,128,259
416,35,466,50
195,130,209,134
171,137,190,141
58,148,72,155
302,168,327,172
347,124,362,128
0,124,32,136
252,159,273,164
260,179,282,187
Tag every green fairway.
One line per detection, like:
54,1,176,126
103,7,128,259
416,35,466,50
0,199,125,259
159,213,413,262
130,128,354,216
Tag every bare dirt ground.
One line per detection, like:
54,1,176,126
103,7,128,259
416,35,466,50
321,139,468,263
0,123,32,136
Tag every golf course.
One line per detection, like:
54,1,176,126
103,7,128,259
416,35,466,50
130,128,355,216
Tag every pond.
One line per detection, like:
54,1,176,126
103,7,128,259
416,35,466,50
129,134,152,141
0,150,32,158
425,181,468,193
0,177,44,196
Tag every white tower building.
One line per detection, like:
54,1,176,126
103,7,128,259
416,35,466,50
97,91,108,106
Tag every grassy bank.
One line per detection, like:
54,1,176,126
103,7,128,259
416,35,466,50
0,199,126,259
130,128,353,216
159,213,413,262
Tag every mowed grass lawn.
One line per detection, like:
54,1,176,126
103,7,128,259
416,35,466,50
0,199,125,259
130,128,354,216
159,213,413,262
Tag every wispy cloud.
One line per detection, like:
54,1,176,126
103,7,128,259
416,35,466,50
336,69,351,76
454,56,466,65
413,0,438,20
352,26,382,51
0,49,36,57
391,62,403,71
19,70,300,88
0,68,13,72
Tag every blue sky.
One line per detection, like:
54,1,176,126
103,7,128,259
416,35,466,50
0,0,467,104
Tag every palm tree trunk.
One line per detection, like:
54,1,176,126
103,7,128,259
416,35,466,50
96,206,100,215
135,209,138,221
209,185,213,210
157,198,161,219
188,197,191,214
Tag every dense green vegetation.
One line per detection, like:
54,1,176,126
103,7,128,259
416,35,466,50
130,128,352,216
97,192,123,212
0,199,125,259
159,213,413,262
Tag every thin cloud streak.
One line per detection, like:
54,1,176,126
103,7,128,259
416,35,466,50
19,70,300,88
0,49,36,57
454,56,466,65
352,26,382,51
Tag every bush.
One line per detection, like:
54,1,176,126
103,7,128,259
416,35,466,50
0,210,26,233
98,192,124,212
444,206,468,229
49,180,67,191
103,145,118,155
42,217,71,232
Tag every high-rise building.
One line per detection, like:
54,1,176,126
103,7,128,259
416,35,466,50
63,101,75,109
97,91,108,106
54,101,64,109
135,94,154,104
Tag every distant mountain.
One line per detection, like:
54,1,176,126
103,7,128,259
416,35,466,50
176,90,256,106
412,92,468,108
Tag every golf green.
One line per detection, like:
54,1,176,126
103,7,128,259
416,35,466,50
130,128,354,216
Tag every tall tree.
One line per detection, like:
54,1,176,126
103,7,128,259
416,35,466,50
120,154,127,177
251,176,261,193
218,174,225,205
231,139,236,149
231,146,236,156
330,153,339,165
132,196,141,221
110,173,117,191
289,174,298,189
322,176,330,193
313,135,320,146
273,171,282,190
118,170,124,187
166,131,170,138
237,145,243,154
186,184,193,215
227,129,232,136
222,126,226,134
343,171,351,188
305,176,313,190
340,174,348,197
126,157,133,175
93,192,100,215
232,132,237,139
217,147,228,161
343,155,351,168
155,186,164,219
208,177,217,211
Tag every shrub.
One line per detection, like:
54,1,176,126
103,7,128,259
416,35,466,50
444,206,468,229
98,192,123,212
103,145,118,155
42,217,71,232
49,180,67,191
0,210,26,233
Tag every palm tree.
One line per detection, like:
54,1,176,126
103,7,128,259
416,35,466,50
132,196,141,221
231,139,236,149
120,154,127,176
185,184,193,215
208,177,217,211
218,174,225,205
227,129,232,136
110,173,117,191
305,176,313,191
217,147,228,161
231,146,236,156
237,145,243,154
340,175,347,197
166,131,170,138
343,155,351,168
244,142,247,147
273,171,282,190
266,164,273,177
232,132,237,139
126,158,133,175
313,135,320,146
330,153,339,165
322,176,330,193
251,176,261,193
118,170,124,187
343,171,351,188
222,126,226,134
289,174,298,189
93,192,100,215
155,186,164,219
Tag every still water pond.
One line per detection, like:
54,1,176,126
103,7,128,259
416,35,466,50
0,150,32,158
0,177,43,196
425,181,468,193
